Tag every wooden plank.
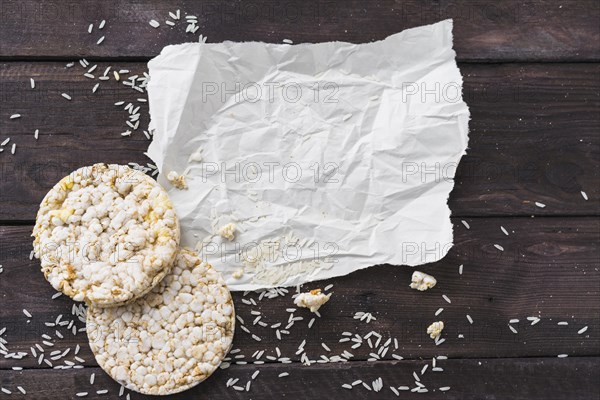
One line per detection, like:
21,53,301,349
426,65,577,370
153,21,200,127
453,63,599,216
0,62,598,220
0,358,598,399
1,217,598,369
0,61,151,221
0,0,598,61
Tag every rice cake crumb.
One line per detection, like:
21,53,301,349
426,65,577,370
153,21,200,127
410,271,437,291
167,171,188,189
427,321,444,339
88,249,235,395
294,289,331,313
218,223,236,241
232,269,244,279
188,148,203,163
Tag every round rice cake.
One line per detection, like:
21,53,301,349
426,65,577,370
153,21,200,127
87,249,235,395
32,163,180,306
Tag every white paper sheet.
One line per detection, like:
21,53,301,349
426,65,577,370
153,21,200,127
147,19,470,291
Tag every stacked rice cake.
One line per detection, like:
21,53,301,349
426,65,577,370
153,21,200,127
87,249,235,395
33,164,235,394
32,163,180,306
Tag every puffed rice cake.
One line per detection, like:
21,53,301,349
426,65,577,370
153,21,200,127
87,248,235,395
32,163,180,306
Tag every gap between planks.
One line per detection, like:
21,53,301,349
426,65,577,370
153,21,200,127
1,355,598,372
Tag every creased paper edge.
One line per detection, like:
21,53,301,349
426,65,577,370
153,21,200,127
145,19,471,290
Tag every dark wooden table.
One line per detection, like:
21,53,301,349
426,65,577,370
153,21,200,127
1,1,599,399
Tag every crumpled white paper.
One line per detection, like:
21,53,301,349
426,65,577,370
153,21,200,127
147,19,469,291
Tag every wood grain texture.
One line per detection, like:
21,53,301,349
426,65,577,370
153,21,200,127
1,217,598,369
0,1,599,398
0,62,598,220
0,0,598,61
1,358,598,399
